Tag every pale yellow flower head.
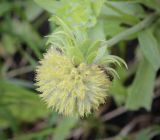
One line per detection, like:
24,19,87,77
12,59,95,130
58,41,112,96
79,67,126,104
36,48,110,117
35,17,127,117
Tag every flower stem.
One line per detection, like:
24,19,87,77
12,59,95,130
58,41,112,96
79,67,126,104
104,13,158,47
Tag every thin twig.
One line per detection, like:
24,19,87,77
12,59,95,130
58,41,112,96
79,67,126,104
99,115,151,140
120,115,151,137
101,107,127,122
7,66,34,78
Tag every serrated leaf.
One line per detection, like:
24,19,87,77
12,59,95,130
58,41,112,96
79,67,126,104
126,59,156,110
138,30,160,71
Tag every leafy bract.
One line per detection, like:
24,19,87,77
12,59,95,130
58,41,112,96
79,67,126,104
34,0,105,28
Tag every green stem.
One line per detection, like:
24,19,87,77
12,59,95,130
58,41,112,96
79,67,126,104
104,13,158,47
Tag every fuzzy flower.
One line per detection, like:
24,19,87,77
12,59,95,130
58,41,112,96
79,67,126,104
35,17,127,117
36,48,110,117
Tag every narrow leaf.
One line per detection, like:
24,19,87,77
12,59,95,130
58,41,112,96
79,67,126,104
54,117,77,140
138,30,160,71
126,59,156,110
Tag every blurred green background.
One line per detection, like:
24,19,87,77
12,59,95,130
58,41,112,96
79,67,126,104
0,0,160,140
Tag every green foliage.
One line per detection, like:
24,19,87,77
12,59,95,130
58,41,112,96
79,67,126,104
12,117,77,140
0,80,49,126
138,29,160,71
54,117,77,140
0,1,12,16
136,126,160,140
125,25,160,110
0,0,160,139
126,59,156,110
35,0,105,28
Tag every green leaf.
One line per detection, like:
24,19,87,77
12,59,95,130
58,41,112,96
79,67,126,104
110,78,127,105
136,126,160,140
34,0,59,14
2,34,16,55
0,80,49,123
85,41,108,64
25,0,43,21
102,1,145,24
88,20,105,40
0,2,12,16
13,117,77,140
87,40,102,56
79,39,92,57
106,1,145,18
13,128,54,140
86,51,97,64
109,66,128,105
138,30,160,71
93,46,107,63
54,117,77,140
136,128,150,140
0,106,19,131
137,0,160,13
91,0,105,16
11,20,42,59
126,59,156,110
35,0,102,28
104,20,124,38
68,46,85,65
154,21,160,51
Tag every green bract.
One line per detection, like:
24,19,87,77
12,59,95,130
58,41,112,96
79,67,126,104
47,16,127,78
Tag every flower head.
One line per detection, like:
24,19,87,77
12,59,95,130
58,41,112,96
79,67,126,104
35,17,127,117
36,48,110,117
